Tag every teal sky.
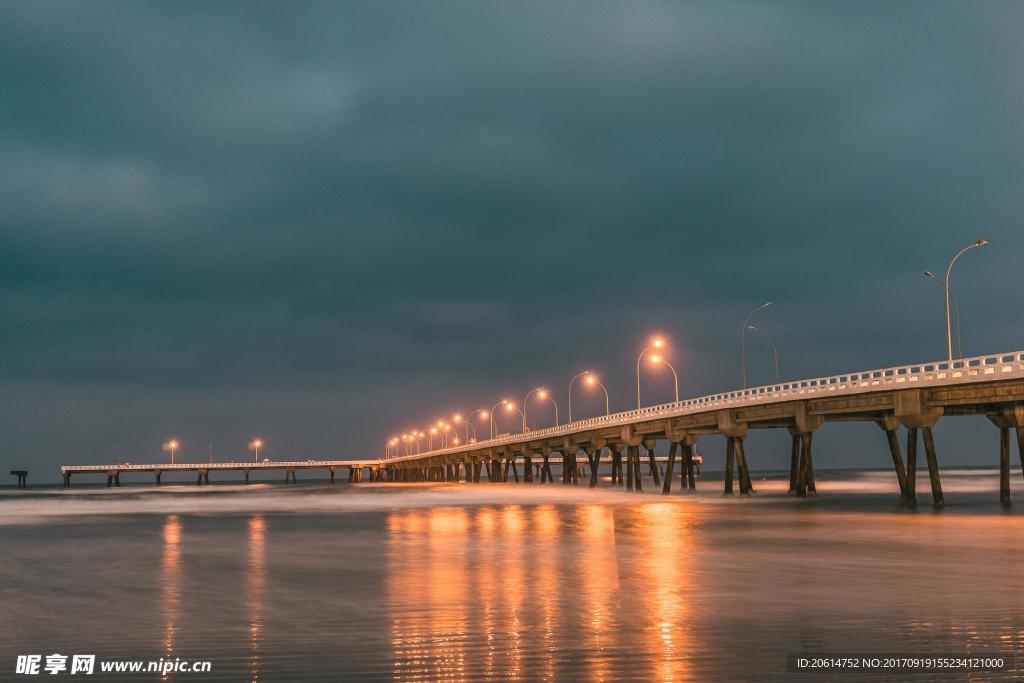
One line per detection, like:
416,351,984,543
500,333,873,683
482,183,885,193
2,1,1023,479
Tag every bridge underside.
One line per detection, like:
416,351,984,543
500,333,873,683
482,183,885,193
381,379,1024,506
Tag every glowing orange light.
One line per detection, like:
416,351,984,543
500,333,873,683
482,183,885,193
650,354,662,363
162,439,179,451
430,427,437,434
453,414,463,423
652,337,665,348
585,375,596,385
537,389,547,399
505,401,515,411
479,410,489,420
249,439,263,450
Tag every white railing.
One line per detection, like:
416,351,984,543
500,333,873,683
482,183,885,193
384,350,1024,463
61,459,371,473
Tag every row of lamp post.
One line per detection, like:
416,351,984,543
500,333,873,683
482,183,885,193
388,237,989,457
159,437,265,464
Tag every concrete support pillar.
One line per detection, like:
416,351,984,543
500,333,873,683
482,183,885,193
795,433,816,497
735,437,754,495
622,446,630,489
329,467,336,484
724,438,736,495
610,447,622,485
921,427,943,506
787,431,800,494
155,470,162,486
1000,426,1011,504
644,440,660,487
588,448,601,488
244,469,251,485
523,455,533,483
905,428,917,503
662,441,678,495
63,473,71,488
683,442,697,491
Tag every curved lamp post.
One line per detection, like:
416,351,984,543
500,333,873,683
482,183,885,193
503,400,527,433
567,371,591,423
922,272,961,359
489,400,511,438
649,354,680,403
636,337,665,408
585,374,610,416
524,388,558,431
249,438,263,463
745,324,780,384
468,409,488,443
162,439,179,465
742,301,772,388
940,238,987,361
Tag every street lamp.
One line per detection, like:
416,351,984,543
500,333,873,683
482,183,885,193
636,336,665,409
922,272,961,359
745,324,780,384
461,409,488,443
249,438,263,463
504,400,527,433
649,354,680,403
489,400,509,438
567,371,592,423
162,439,179,465
940,238,987,361
524,388,559,430
585,374,610,416
742,302,773,388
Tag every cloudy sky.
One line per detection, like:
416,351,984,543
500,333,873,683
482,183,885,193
2,1,1023,480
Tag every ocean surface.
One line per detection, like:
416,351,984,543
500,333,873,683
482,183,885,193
3,469,1024,681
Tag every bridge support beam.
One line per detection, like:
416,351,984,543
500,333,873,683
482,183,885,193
285,467,297,484
540,451,553,483
610,446,622,486
523,455,533,483
643,440,660,487
588,447,601,488
787,431,800,494
905,428,918,503
683,440,697,491
718,411,749,495
921,427,943,506
877,416,907,499
155,470,162,486
63,472,71,488
196,469,209,486
895,390,943,506
795,433,816,497
329,467,336,484
662,442,678,494
988,405,1024,504
244,468,251,485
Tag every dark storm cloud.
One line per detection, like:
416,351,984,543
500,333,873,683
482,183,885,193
2,1,1023,474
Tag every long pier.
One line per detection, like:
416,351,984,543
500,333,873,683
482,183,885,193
62,350,1024,505
61,460,380,487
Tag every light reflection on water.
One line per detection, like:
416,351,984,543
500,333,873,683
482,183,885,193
161,514,182,680
4,472,1024,681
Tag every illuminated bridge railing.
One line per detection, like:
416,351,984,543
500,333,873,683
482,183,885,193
61,460,371,473
386,350,1024,463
